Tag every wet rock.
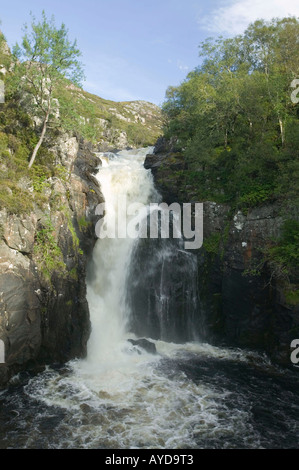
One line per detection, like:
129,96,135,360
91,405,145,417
145,145,299,365
144,152,186,204
127,237,199,343
128,338,157,355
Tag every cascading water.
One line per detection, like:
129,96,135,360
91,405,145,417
86,147,158,361
87,146,199,354
0,148,298,449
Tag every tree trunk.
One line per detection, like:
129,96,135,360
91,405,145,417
279,117,285,146
28,107,50,169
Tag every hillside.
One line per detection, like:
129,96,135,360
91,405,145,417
55,84,162,149
0,30,162,213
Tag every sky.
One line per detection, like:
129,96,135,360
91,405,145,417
1,0,299,106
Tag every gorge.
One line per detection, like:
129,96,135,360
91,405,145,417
0,147,298,449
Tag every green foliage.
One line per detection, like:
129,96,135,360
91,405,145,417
239,185,273,208
34,218,66,279
31,168,51,193
126,123,154,147
284,288,299,306
0,31,12,72
13,11,84,88
241,220,299,288
12,10,85,167
0,129,33,213
0,183,33,214
266,219,299,274
0,115,56,213
54,164,69,182
244,219,299,288
162,17,299,209
78,215,90,231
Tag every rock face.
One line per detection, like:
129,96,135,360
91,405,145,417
127,237,199,343
128,338,157,355
144,148,299,365
0,136,103,385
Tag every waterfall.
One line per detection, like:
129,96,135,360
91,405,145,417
2,150,296,450
86,147,199,359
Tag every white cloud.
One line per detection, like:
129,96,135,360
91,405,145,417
200,0,299,35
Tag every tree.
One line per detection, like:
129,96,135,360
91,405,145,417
13,11,85,169
162,16,299,206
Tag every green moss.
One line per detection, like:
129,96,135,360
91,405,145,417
34,218,66,280
203,232,221,255
31,170,51,193
69,267,78,280
78,215,90,231
67,216,80,249
59,205,83,255
54,164,69,182
284,288,299,306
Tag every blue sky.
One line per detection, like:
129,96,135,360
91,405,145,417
1,0,299,106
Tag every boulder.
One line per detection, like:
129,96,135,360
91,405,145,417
128,338,157,355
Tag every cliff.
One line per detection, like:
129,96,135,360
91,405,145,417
144,144,299,365
0,135,104,385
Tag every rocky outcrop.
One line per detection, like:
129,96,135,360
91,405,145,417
198,201,299,365
128,338,157,355
127,236,199,344
144,148,299,365
0,135,103,386
144,147,187,203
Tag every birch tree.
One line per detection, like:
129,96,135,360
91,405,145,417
13,11,84,168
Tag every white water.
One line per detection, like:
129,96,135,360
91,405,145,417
86,147,156,363
12,147,297,449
